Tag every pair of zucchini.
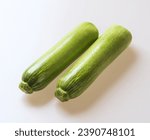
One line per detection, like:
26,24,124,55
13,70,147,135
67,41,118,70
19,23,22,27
19,22,132,102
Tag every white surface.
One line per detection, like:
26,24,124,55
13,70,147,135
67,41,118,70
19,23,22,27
0,0,150,122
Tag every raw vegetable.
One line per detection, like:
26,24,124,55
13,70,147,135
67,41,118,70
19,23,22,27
19,22,99,94
55,24,132,102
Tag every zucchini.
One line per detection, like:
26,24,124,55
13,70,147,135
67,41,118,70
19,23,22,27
55,24,132,102
19,22,99,94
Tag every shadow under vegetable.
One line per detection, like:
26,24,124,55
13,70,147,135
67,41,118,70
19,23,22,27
23,78,57,106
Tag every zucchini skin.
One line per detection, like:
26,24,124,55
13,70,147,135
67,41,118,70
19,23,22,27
19,22,99,94
55,25,132,102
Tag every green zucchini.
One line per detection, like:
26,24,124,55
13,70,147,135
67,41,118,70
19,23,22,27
19,22,99,94
55,24,132,102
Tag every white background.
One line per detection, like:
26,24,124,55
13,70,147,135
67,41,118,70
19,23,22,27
0,0,150,122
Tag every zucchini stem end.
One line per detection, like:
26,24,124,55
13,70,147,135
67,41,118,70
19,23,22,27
55,87,70,102
19,81,33,94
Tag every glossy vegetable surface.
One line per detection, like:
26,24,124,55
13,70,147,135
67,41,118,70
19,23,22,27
19,22,99,94
55,25,132,102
